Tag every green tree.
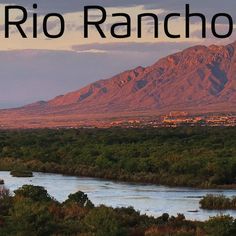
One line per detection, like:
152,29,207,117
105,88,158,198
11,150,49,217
83,206,122,236
9,199,57,236
204,215,236,236
14,185,54,202
64,191,94,208
0,187,12,216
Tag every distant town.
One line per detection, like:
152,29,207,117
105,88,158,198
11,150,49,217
108,112,236,128
1,112,236,129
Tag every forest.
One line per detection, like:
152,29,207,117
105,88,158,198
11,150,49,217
1,185,236,236
0,127,236,188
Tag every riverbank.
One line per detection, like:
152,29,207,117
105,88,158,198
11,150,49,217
1,158,236,190
1,171,236,222
2,184,235,236
0,128,236,189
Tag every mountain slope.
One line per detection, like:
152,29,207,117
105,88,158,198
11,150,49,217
25,41,236,114
1,41,236,128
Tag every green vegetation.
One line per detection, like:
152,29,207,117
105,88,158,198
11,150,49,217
200,194,236,210
10,170,33,178
0,185,236,236
204,215,236,236
0,127,236,188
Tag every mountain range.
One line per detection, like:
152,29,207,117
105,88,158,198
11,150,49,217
1,41,236,128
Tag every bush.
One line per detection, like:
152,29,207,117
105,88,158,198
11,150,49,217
0,187,12,216
204,215,236,236
64,191,94,208
9,199,57,236
10,170,33,178
14,185,54,202
82,206,122,236
200,195,236,210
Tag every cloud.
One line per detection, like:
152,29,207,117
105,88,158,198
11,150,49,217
0,1,233,51
71,42,195,57
0,0,150,14
38,20,61,34
0,0,235,16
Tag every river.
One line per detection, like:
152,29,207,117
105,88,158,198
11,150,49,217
0,171,236,221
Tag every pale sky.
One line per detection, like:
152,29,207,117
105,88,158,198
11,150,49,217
0,0,235,108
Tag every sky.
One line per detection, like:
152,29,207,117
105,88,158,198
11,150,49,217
0,0,235,108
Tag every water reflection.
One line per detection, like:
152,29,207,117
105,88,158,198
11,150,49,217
0,171,236,221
